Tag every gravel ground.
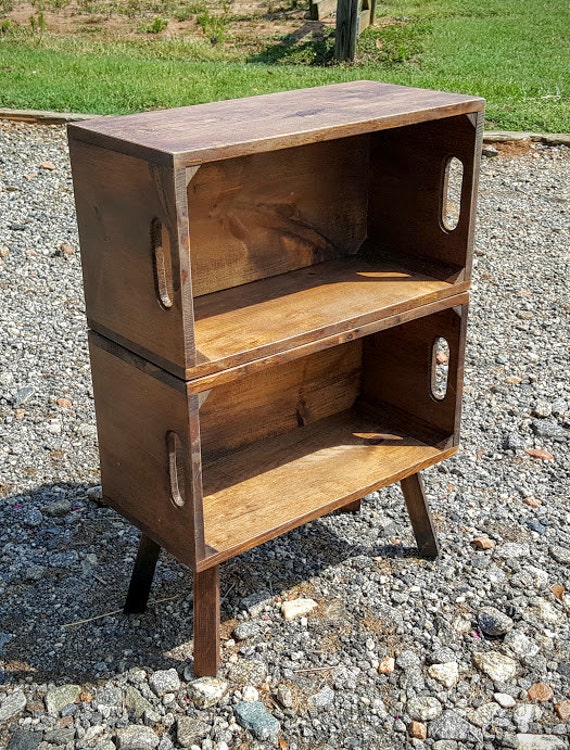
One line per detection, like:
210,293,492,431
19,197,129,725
0,120,569,750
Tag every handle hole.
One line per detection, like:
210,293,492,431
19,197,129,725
152,218,174,309
442,157,464,231
166,431,185,508
431,337,450,400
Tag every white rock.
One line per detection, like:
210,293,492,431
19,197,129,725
408,696,443,721
467,702,499,728
84,726,105,741
516,735,568,749
187,677,227,708
428,661,459,688
526,565,549,589
116,725,160,750
494,692,516,709
281,598,318,620
473,651,517,683
497,543,530,559
505,630,539,659
241,686,259,702
534,599,561,624
149,668,180,696
0,689,27,723
514,704,542,732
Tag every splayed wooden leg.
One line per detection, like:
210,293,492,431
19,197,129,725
400,472,440,559
124,533,161,614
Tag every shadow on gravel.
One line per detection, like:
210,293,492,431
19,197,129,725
0,482,421,685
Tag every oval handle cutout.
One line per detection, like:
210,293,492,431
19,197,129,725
166,431,185,508
442,157,464,231
151,218,174,309
431,336,450,400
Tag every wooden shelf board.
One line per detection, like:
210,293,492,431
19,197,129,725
200,410,455,568
68,81,484,168
191,254,466,379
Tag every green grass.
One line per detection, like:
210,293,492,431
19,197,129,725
0,0,568,130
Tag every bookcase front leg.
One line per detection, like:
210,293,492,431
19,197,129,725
124,533,161,613
193,566,220,677
400,472,440,560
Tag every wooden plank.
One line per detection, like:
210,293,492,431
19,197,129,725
187,137,368,296
88,334,205,570
199,410,456,568
68,81,485,168
361,305,467,441
200,342,362,460
400,473,440,559
368,112,484,274
69,139,193,379
191,253,467,379
193,566,220,676
358,8,370,34
335,0,359,61
310,0,337,20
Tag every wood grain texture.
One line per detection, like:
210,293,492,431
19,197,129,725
199,341,362,460
185,291,469,393
361,305,467,442
400,473,440,559
68,81,485,168
191,254,467,379
200,410,457,568
88,333,205,569
193,566,220,676
368,113,484,274
187,137,368,296
69,139,194,377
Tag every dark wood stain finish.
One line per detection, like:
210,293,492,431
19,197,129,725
69,81,484,676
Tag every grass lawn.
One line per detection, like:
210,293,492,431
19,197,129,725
0,0,568,130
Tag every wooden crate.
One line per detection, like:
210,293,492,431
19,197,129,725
69,81,484,676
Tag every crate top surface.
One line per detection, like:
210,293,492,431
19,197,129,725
68,80,484,168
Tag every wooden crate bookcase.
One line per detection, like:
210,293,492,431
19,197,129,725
68,81,484,676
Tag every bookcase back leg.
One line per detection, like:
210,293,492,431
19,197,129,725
400,472,440,559
193,566,220,677
340,499,362,513
124,533,161,614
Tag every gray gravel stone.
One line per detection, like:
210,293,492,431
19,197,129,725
0,690,27,723
149,669,180,696
124,687,155,720
516,737,569,750
233,622,261,641
116,726,159,750
176,716,209,748
549,546,570,565
429,710,482,742
408,696,443,721
6,730,42,750
44,685,81,716
234,701,280,742
478,607,514,637
0,122,569,750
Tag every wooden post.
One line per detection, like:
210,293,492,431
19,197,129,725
335,0,359,61
193,566,220,677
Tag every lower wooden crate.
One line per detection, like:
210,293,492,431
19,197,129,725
88,301,466,572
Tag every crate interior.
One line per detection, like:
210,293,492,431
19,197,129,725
187,115,475,376
199,310,460,564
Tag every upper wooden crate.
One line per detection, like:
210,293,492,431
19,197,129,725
69,81,484,382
